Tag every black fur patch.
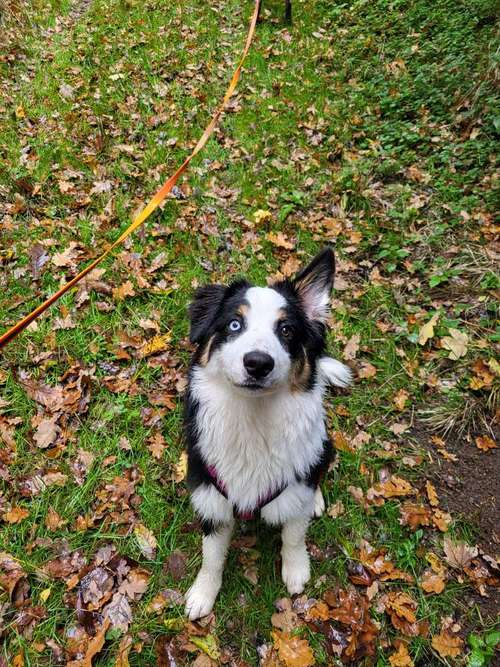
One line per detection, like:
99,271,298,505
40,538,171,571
302,439,334,488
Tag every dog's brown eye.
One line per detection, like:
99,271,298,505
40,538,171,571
280,324,292,338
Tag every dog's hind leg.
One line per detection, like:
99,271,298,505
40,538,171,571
185,519,234,620
281,516,311,594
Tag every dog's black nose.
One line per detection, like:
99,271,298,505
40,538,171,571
243,351,275,379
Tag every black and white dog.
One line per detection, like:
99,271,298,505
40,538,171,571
183,248,351,619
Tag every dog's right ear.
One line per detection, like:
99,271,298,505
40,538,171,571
188,284,226,344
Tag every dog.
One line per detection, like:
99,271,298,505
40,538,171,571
183,248,352,619
258,0,292,24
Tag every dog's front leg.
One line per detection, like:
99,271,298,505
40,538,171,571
281,515,310,595
185,519,234,620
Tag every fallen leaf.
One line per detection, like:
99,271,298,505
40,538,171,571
432,509,451,532
33,417,59,449
441,329,468,360
189,635,220,661
431,630,463,658
393,388,409,411
104,593,133,631
389,643,414,667
399,503,432,531
358,361,377,378
327,501,344,519
147,432,167,460
418,313,439,345
173,451,188,482
138,333,172,358
272,630,315,667
112,280,136,301
134,524,157,559
254,209,272,224
333,431,354,453
443,538,478,570
52,242,81,268
115,635,133,667
3,507,29,524
164,550,187,582
67,618,111,667
266,231,294,250
421,570,446,594
425,481,439,507
343,334,360,361
475,435,497,452
45,507,66,531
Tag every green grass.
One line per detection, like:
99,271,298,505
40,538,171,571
0,0,498,665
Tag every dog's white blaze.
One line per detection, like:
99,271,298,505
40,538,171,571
190,364,327,520
214,286,291,389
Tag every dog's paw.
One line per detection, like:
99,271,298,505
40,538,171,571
282,552,310,595
314,488,325,518
185,575,220,620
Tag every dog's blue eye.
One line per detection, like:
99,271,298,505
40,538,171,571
228,319,241,332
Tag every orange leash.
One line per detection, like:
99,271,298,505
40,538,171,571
0,0,261,350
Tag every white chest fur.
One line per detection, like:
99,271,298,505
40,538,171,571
190,366,327,514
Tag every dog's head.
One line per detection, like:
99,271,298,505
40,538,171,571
188,248,335,394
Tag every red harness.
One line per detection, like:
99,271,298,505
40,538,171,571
205,465,286,520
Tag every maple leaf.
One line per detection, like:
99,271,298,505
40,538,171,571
147,432,167,460
389,643,414,667
342,334,360,361
475,435,497,452
272,630,315,667
134,523,157,559
441,328,468,360
443,538,478,570
418,312,439,345
431,630,463,658
112,280,136,301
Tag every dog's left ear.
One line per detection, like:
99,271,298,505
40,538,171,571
188,284,226,344
293,248,335,323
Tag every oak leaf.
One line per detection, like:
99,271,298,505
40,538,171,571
343,334,360,361
431,630,463,658
421,570,446,594
389,643,414,667
272,630,315,667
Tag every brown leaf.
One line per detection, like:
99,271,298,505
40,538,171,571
115,634,132,667
443,538,478,570
112,280,136,301
369,476,416,501
67,617,110,667
327,500,344,519
399,503,432,531
389,643,414,667
432,509,451,532
33,417,59,448
393,389,409,411
475,435,497,452
333,430,354,453
52,242,81,268
104,593,132,631
134,523,157,559
421,570,446,594
357,361,377,378
45,507,66,531
147,432,167,460
271,630,315,667
266,231,294,250
431,630,463,658
342,334,360,361
271,608,301,632
164,550,187,582
3,506,29,524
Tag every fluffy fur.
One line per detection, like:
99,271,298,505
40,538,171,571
183,248,351,619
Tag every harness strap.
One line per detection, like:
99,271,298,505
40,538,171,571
205,464,286,520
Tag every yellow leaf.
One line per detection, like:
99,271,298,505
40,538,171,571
40,587,52,603
431,631,463,658
3,506,29,524
173,451,188,482
15,105,25,119
253,209,272,224
425,481,439,507
137,333,172,359
420,570,446,594
475,435,497,452
393,388,409,411
189,635,220,661
418,313,439,345
134,524,157,559
115,635,133,667
441,329,468,360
